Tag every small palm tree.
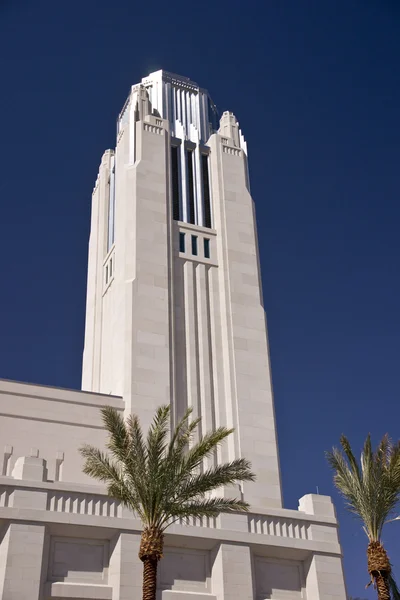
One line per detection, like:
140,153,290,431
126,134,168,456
80,405,255,600
327,434,400,600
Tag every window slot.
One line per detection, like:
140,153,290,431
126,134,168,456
107,162,116,252
187,150,195,225
191,235,198,256
171,146,180,221
202,154,212,228
179,232,185,253
204,238,210,259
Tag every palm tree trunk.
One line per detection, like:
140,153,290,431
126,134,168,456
139,527,164,600
375,573,390,600
142,557,158,600
367,541,391,600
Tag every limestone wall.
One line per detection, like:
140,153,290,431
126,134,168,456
0,379,123,485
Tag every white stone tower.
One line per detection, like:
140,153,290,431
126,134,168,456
0,70,348,600
82,70,282,510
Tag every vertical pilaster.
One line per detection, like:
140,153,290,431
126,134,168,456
82,150,113,392
109,532,143,600
81,177,100,391
305,553,347,599
208,123,282,509
183,260,201,439
0,523,47,600
299,494,347,599
124,115,171,431
196,264,215,439
211,543,254,600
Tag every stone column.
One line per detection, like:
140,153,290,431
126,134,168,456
0,454,48,599
211,542,254,600
109,531,143,600
299,494,347,599
0,523,47,599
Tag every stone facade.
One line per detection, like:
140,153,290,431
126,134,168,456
0,70,347,598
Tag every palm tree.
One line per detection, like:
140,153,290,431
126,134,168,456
80,404,255,600
327,434,400,600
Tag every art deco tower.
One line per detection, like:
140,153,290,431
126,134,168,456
0,70,347,600
82,70,281,509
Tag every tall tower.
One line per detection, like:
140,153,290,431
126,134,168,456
0,70,347,600
82,70,281,510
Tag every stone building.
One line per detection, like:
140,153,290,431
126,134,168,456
0,70,347,599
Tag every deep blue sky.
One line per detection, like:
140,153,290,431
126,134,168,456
1,1,399,596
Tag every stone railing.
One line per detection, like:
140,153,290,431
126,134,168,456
176,515,217,529
248,513,310,540
47,490,121,518
0,475,339,549
47,490,218,528
143,123,163,135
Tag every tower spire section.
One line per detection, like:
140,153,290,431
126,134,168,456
83,70,276,509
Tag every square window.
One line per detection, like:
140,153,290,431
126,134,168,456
191,235,198,256
179,232,185,253
204,238,210,259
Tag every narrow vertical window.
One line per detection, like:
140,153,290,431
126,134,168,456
202,154,212,228
191,235,198,256
109,258,113,277
105,265,109,284
179,232,185,253
107,161,116,252
171,146,180,221
187,150,195,225
204,238,210,259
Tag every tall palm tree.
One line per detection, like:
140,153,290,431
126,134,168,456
80,405,255,600
327,434,400,600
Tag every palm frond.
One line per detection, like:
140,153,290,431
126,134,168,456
166,497,250,523
100,406,129,462
167,407,197,455
178,426,235,476
80,444,121,483
340,435,362,484
389,571,400,600
146,405,170,476
174,459,255,504
327,434,400,542
80,404,255,534
126,413,147,470
80,444,143,517
158,410,201,507
326,447,363,518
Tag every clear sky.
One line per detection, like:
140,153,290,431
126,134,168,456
1,1,399,596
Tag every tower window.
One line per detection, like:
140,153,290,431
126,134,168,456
171,146,180,221
179,232,185,253
107,162,116,252
109,258,113,277
105,265,109,284
202,154,212,228
191,235,198,256
187,150,195,225
204,238,210,259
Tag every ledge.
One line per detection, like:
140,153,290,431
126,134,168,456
45,582,112,599
0,478,337,525
0,378,123,409
162,592,216,600
0,506,342,557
